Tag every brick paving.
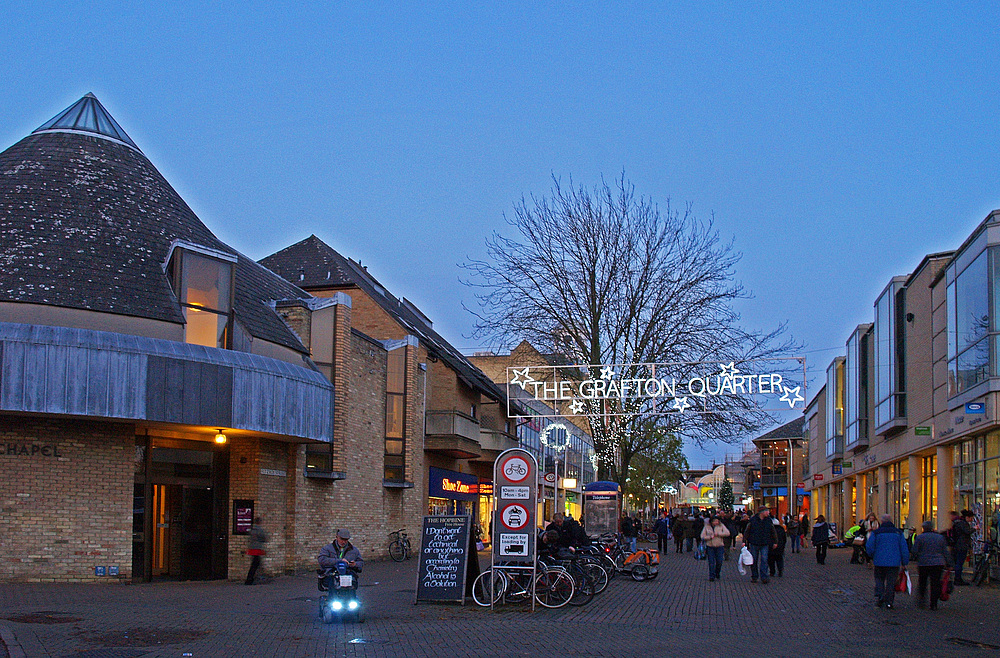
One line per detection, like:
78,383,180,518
2,542,1000,657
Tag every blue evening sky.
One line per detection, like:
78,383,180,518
4,3,999,467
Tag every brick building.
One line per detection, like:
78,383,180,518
0,94,415,582
260,236,520,540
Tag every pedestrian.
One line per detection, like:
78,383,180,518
949,510,973,585
684,516,697,553
812,515,831,565
768,516,787,577
701,516,731,581
799,513,810,549
621,513,638,552
721,512,737,560
786,514,801,553
865,514,910,609
654,509,670,555
911,520,953,611
744,507,778,584
671,513,685,553
245,516,268,585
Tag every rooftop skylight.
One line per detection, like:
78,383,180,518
33,93,140,151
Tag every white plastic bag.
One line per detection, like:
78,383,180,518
904,569,912,595
738,545,753,574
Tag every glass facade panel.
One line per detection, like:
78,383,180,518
950,249,990,395
874,282,906,426
825,359,844,459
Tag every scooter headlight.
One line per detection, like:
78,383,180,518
332,600,343,611
348,600,359,610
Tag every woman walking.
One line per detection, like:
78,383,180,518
812,515,831,565
700,516,731,581
911,520,953,610
768,517,787,576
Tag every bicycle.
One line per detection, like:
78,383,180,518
972,540,999,586
471,563,574,608
388,528,411,562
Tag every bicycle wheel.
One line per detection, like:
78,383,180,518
568,572,595,606
601,555,619,580
472,568,506,606
583,562,609,594
534,570,574,608
973,558,989,586
389,540,406,562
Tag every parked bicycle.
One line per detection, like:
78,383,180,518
972,539,999,586
471,563,574,608
388,528,411,562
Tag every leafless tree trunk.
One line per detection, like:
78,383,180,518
463,173,796,482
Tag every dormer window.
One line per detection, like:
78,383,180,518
167,244,236,348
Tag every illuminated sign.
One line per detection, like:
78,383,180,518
441,478,476,495
429,467,478,501
507,358,805,418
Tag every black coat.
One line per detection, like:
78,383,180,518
745,514,778,546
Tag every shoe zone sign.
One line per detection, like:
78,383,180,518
506,359,806,418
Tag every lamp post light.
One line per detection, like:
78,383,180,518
541,423,572,518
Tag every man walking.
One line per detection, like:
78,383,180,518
653,509,670,555
949,510,973,585
866,514,910,609
744,507,778,584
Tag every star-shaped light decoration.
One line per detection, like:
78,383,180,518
718,362,740,378
672,396,691,413
599,365,615,380
569,399,585,415
779,385,804,408
509,367,535,390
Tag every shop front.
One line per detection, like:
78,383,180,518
427,466,479,517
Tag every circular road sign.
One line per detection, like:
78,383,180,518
543,472,557,484
500,503,530,531
500,455,531,483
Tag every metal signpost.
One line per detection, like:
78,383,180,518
492,448,538,611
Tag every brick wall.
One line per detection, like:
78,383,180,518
0,415,133,582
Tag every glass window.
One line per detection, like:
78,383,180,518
168,249,233,349
874,281,906,426
950,250,990,394
385,348,407,481
826,359,844,439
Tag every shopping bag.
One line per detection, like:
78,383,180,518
895,569,907,593
941,569,952,601
476,541,485,552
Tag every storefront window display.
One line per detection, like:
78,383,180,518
886,461,909,528
922,455,937,524
952,433,1000,548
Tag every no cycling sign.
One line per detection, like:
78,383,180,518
493,448,537,563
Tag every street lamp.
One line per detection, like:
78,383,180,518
540,423,572,518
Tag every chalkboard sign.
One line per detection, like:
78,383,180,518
415,515,471,604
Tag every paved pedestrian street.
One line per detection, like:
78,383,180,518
3,543,1000,658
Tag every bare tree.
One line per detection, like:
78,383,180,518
463,173,796,482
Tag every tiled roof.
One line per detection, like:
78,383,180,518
753,417,805,442
0,97,310,354
261,236,512,403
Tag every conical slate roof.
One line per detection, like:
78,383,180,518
0,94,310,354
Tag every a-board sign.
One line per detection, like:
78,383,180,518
415,515,471,604
493,449,538,563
